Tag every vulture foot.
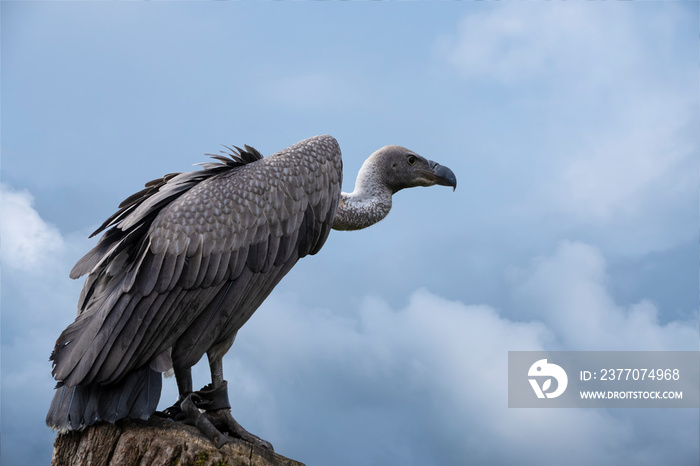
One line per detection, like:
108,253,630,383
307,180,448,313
155,381,273,451
204,407,274,451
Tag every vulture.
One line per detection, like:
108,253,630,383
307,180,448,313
47,135,457,449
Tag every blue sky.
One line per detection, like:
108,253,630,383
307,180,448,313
2,2,698,465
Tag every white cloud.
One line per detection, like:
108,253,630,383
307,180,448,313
559,114,696,221
509,241,698,351
1,184,65,273
434,3,668,86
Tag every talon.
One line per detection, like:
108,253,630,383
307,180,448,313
181,394,228,448
204,407,274,452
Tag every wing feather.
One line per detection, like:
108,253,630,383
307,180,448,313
166,251,187,291
201,252,222,288
214,250,231,284
192,254,211,289
54,290,134,385
228,248,247,281
136,249,165,296
153,250,180,294
178,249,201,289
85,292,160,384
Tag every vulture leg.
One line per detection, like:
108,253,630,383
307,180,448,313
198,353,275,451
156,336,273,450
176,365,193,395
156,364,194,420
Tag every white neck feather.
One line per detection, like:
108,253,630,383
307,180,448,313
332,157,393,231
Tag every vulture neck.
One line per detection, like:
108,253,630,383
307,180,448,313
332,157,392,231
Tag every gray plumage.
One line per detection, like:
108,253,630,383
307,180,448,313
47,135,456,437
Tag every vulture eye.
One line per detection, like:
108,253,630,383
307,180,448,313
406,155,417,166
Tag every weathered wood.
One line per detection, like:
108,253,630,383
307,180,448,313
51,417,304,466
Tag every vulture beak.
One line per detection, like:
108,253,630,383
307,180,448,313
429,160,457,191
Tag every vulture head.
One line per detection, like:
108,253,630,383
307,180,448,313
333,144,457,231
370,145,457,193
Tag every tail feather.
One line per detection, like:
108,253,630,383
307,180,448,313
47,365,162,430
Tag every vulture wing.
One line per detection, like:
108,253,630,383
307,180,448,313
49,135,342,391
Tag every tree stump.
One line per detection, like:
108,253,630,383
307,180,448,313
51,417,305,466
